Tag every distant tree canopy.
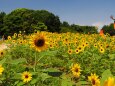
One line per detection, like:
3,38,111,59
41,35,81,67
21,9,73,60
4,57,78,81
0,8,99,37
60,21,98,34
102,23,115,36
0,12,6,36
1,8,61,36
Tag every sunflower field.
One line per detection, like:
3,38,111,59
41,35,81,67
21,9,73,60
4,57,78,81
0,31,115,86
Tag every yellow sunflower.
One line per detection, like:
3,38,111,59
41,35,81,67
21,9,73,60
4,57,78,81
103,77,115,86
14,33,17,37
13,33,17,38
71,63,82,78
88,73,100,86
82,43,86,48
94,44,98,48
21,71,32,83
0,50,4,57
18,34,22,37
7,36,11,40
68,48,73,54
12,40,16,43
77,46,84,52
75,49,80,54
30,33,48,52
0,65,4,75
18,40,24,44
99,47,105,53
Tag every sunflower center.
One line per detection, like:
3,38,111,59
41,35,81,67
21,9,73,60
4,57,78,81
76,50,78,52
101,49,103,51
69,50,72,53
75,68,78,72
25,75,29,78
1,52,3,55
35,39,45,47
79,47,81,50
92,79,96,85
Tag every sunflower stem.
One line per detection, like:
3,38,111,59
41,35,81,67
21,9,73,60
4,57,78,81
37,55,44,62
34,52,37,72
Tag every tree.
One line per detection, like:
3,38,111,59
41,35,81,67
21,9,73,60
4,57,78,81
102,23,115,36
61,21,70,27
0,12,6,36
3,8,61,36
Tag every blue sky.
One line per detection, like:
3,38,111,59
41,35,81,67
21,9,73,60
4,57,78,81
0,0,115,30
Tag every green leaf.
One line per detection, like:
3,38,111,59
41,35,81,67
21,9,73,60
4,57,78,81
100,69,113,86
10,58,26,65
62,54,68,58
39,50,57,58
0,58,6,65
0,80,2,84
76,81,89,86
14,81,19,85
12,73,21,79
108,54,115,60
17,81,24,86
42,68,60,72
40,73,51,81
30,79,38,84
61,79,73,86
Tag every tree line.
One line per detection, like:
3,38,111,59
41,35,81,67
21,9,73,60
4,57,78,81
102,23,115,36
0,8,100,38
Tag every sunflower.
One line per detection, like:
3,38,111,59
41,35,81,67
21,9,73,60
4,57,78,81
99,47,105,53
75,49,80,54
103,77,115,86
77,46,84,52
0,65,4,75
94,44,98,48
88,73,100,86
18,40,24,44
12,40,16,43
21,71,32,83
68,48,73,54
85,42,89,46
14,33,17,37
13,33,17,38
18,34,22,37
71,63,82,78
0,50,4,57
7,36,11,40
30,33,48,52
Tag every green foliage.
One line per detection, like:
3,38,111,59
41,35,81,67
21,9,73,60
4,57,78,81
100,69,113,86
102,23,115,36
60,23,98,34
2,8,61,37
0,8,99,37
0,12,6,36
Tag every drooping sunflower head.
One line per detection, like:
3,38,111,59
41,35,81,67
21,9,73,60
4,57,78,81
30,33,48,52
